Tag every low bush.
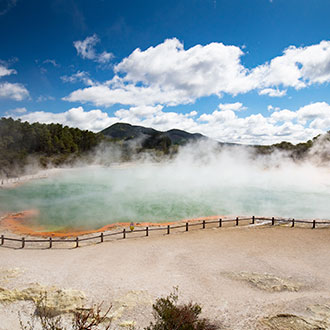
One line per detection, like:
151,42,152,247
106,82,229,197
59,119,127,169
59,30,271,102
19,295,112,330
145,287,219,330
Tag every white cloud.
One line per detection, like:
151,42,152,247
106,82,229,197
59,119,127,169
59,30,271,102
251,40,330,89
13,107,27,113
267,105,281,112
61,71,94,86
199,110,236,123
296,102,330,129
114,38,253,97
218,102,247,111
17,107,117,132
270,109,297,122
196,109,319,145
43,59,60,67
114,105,199,132
64,39,330,108
6,107,27,114
0,64,16,77
0,82,29,101
73,34,113,64
15,101,328,145
63,82,194,107
64,38,253,106
37,95,55,102
259,88,287,97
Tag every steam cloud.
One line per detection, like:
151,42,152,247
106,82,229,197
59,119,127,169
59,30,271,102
1,139,330,230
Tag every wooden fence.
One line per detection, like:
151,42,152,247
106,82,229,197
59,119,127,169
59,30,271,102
1,216,329,249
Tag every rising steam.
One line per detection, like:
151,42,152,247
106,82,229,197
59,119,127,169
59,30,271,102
1,139,330,230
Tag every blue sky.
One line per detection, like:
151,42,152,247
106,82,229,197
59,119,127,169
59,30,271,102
1,0,330,144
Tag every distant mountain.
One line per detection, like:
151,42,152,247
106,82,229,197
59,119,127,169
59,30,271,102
100,123,206,146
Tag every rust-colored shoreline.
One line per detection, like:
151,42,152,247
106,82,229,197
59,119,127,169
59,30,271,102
0,210,222,238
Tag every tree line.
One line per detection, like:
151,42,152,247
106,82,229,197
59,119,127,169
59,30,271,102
0,117,104,178
1,117,329,178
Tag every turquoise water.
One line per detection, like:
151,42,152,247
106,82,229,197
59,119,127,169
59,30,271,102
0,164,330,230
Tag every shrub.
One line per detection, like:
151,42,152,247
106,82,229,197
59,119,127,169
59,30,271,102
19,295,112,330
145,287,219,330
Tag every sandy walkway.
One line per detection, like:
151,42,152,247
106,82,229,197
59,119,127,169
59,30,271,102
1,225,330,329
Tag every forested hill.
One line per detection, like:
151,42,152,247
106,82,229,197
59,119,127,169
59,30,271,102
0,117,103,177
1,117,329,178
101,122,207,152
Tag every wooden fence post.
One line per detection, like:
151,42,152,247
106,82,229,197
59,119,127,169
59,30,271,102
202,220,206,229
291,219,295,228
219,218,222,227
236,217,239,226
49,237,52,249
100,232,104,243
123,229,126,239
146,227,149,237
186,222,189,231
0,234,4,245
252,216,255,224
272,217,275,226
75,237,79,248
312,220,316,229
21,237,25,249
167,225,170,235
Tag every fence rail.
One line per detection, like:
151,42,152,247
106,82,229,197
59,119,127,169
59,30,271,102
1,216,329,249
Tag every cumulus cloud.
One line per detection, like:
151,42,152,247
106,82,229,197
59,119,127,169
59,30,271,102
64,39,330,108
73,34,113,63
13,107,27,113
259,88,287,97
267,105,281,112
251,40,330,89
218,102,247,111
61,71,94,86
0,61,30,101
0,64,16,77
16,106,117,132
114,38,251,96
296,102,330,129
6,107,27,115
267,102,330,132
64,38,253,106
270,109,297,123
0,82,29,101
13,101,330,145
63,82,193,107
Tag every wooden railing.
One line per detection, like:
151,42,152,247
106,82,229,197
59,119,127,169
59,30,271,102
1,216,329,249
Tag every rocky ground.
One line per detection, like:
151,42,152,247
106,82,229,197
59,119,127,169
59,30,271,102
1,224,330,329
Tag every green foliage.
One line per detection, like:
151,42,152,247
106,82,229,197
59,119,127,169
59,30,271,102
145,287,219,330
18,289,221,330
0,117,104,177
254,132,330,160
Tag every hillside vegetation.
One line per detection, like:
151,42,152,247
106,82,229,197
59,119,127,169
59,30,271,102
0,117,103,177
0,117,329,178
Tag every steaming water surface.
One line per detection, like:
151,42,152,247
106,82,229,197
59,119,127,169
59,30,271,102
1,156,330,232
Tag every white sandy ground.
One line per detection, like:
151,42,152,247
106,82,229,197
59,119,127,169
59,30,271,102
1,224,330,329
0,168,61,189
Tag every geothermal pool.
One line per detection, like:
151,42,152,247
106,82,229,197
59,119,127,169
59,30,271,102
1,154,330,233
